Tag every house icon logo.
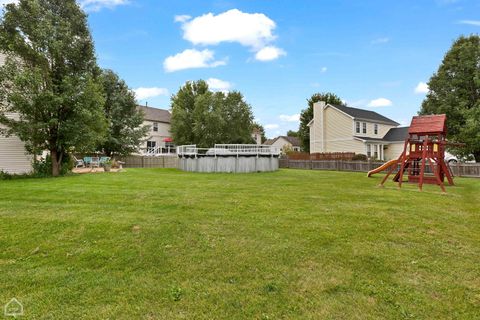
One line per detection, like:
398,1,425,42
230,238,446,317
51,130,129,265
4,298,23,318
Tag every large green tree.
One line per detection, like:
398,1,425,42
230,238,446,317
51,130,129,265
171,80,254,147
420,35,480,161
170,80,209,146
0,0,106,176
298,92,344,152
98,69,149,156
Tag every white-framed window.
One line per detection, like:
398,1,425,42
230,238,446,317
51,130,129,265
355,121,360,134
374,145,378,159
374,124,378,135
362,122,367,134
147,140,156,153
367,144,371,157
153,122,158,132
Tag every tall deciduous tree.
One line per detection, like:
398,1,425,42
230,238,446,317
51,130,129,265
98,69,149,156
171,80,254,147
0,0,106,176
298,92,344,152
420,35,480,161
170,80,209,146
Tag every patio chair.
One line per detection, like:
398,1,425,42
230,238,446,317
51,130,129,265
90,157,100,168
73,156,85,168
83,157,92,167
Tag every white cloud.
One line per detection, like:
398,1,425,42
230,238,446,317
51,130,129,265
321,67,327,73
181,9,276,48
255,46,286,61
178,9,285,62
79,0,128,12
279,114,300,122
134,87,169,100
371,37,390,44
414,82,429,94
163,49,227,72
265,124,279,129
206,78,232,92
367,98,393,108
174,15,191,23
458,20,480,26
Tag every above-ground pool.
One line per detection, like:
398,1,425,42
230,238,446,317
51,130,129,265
177,144,280,173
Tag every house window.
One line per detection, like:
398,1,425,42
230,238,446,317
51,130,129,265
147,140,156,153
362,122,367,134
374,145,378,159
355,122,360,134
153,122,158,132
367,144,371,157
374,124,378,135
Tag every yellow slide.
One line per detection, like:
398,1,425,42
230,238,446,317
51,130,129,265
367,159,398,177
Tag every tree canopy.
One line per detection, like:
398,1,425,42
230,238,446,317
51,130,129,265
0,0,106,176
286,130,299,138
420,35,480,161
98,69,149,156
298,92,344,152
170,80,254,147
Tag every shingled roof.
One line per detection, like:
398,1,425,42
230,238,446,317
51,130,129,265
264,136,301,147
383,127,409,141
137,105,171,123
331,104,400,126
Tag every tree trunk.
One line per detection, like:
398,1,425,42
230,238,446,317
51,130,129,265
51,149,61,177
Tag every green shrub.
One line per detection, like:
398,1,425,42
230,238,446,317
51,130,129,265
352,154,368,161
32,154,74,177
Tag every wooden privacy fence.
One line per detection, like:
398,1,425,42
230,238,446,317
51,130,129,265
279,159,480,178
286,152,355,161
119,155,178,168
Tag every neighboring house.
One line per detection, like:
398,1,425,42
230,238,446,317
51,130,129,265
308,101,408,160
0,53,33,174
0,113,33,174
251,128,262,145
136,105,173,154
264,136,301,153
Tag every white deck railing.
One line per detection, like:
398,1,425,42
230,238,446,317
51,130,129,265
177,144,281,157
141,146,176,156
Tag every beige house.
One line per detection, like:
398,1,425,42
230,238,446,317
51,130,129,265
0,113,33,174
308,101,408,160
264,136,301,153
0,53,33,174
136,105,173,154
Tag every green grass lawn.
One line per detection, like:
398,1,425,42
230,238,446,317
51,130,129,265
0,169,479,319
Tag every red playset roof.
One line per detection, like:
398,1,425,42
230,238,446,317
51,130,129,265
408,114,447,135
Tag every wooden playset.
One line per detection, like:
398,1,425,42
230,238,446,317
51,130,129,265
378,114,454,192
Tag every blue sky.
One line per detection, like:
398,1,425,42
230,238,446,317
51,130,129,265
82,0,480,138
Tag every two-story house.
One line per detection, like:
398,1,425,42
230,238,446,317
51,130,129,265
136,105,173,154
308,101,408,160
0,53,33,174
264,136,301,153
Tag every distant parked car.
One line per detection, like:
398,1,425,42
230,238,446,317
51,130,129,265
445,152,476,164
